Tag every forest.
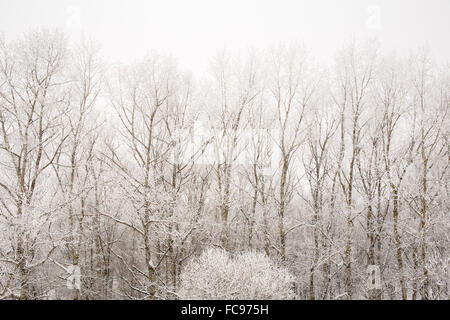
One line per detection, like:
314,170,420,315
0,29,448,300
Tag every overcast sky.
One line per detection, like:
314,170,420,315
0,0,449,73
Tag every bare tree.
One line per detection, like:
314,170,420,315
0,30,69,299
267,44,316,263
105,54,195,299
407,50,449,299
51,39,102,299
302,100,338,299
207,51,260,251
332,41,378,299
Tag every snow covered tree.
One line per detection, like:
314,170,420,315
177,247,295,299
0,30,69,299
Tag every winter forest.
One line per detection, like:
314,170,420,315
0,28,448,300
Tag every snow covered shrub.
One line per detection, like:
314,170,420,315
177,247,295,299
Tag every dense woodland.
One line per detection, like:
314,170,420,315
0,30,448,300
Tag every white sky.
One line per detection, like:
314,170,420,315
0,0,449,73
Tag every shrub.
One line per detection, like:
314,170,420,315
177,247,295,299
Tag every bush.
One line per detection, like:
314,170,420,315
177,248,295,299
